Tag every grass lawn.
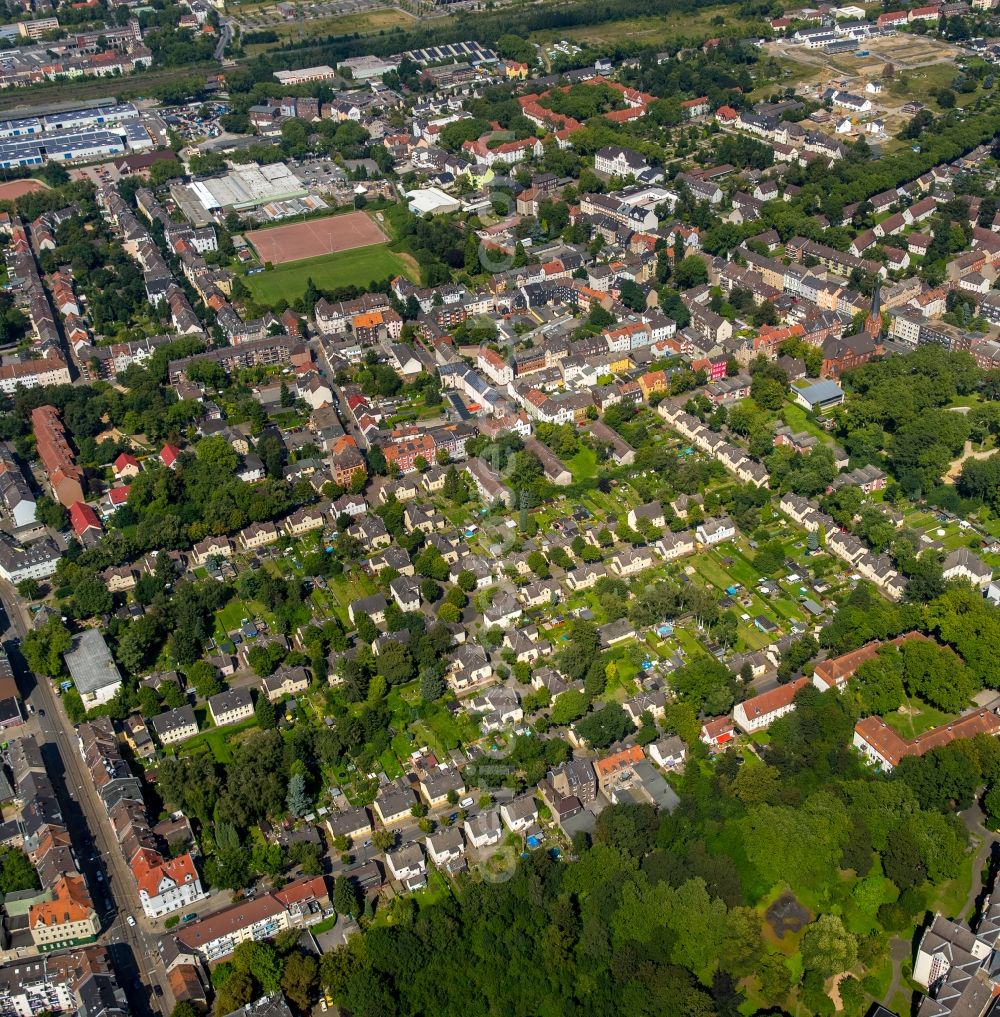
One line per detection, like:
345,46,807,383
882,695,955,739
782,402,834,447
412,705,480,755
864,955,895,1000
325,570,378,626
215,598,261,635
246,244,416,307
243,7,417,55
885,60,979,109
532,5,734,47
738,623,773,651
390,729,415,762
720,545,765,586
378,748,404,780
690,553,739,592
308,915,339,936
932,860,976,922
604,651,642,700
180,715,259,763
674,627,709,661
567,446,599,482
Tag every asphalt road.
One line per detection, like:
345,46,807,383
0,580,167,1016
214,22,231,62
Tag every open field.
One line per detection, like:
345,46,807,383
764,34,973,119
0,62,218,112
531,6,733,48
245,243,415,305
246,210,388,265
243,7,417,53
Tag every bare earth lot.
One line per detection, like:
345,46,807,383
245,210,389,265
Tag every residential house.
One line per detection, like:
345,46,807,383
131,849,206,920
384,843,427,892
262,666,310,703
419,766,464,808
591,745,644,798
150,706,198,746
942,547,993,590
696,516,736,545
732,678,809,734
425,828,465,872
207,688,254,728
374,780,416,825
465,810,503,849
649,735,686,770
500,795,538,833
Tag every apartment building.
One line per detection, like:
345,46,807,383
173,876,330,962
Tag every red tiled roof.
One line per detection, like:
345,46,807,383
813,632,930,690
856,709,1000,767
594,745,643,776
738,677,808,721
131,848,198,899
69,501,101,536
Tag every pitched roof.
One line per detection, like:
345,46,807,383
738,677,808,721
594,744,644,777
69,501,102,537
131,848,198,899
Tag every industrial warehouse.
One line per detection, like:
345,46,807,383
0,102,153,168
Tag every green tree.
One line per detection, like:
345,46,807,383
187,660,222,699
232,939,282,993
255,695,277,730
740,792,851,897
333,874,359,917
574,702,634,748
213,970,254,1017
281,952,318,1011
800,915,858,980
22,616,72,677
0,847,39,893
69,574,112,621
853,651,904,716
287,772,310,817
549,689,589,726
419,670,446,702
674,255,709,289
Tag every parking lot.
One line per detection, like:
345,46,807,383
161,101,230,143
293,158,349,192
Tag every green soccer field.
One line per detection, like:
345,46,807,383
245,244,417,307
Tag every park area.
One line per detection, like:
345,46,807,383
246,210,389,265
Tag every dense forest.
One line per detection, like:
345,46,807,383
318,681,1000,1017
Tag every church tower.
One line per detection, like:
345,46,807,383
864,277,882,338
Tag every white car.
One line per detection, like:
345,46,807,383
126,915,136,927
